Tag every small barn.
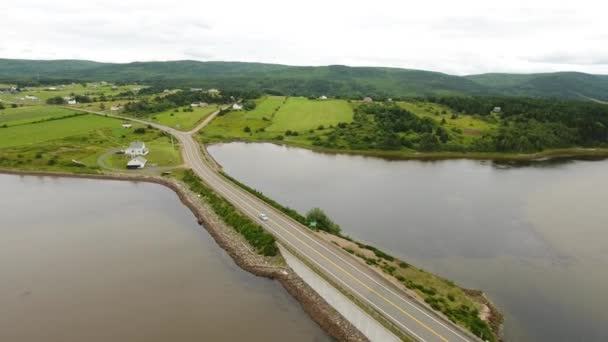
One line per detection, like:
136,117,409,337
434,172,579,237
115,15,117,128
127,156,147,169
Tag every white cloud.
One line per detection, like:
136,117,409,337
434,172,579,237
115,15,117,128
0,0,607,74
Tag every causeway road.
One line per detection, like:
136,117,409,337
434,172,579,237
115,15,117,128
72,107,480,342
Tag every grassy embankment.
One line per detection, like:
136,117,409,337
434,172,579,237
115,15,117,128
219,170,498,341
0,106,181,173
177,169,278,256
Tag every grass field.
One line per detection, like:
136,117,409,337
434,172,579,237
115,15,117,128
147,105,218,131
398,101,498,145
0,83,142,105
0,106,78,127
103,136,182,168
266,97,353,132
0,109,180,173
200,96,353,144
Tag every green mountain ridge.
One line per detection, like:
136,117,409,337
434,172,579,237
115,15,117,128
1,58,607,100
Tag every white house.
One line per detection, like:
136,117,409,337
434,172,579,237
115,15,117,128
125,141,149,156
24,95,39,101
232,103,243,110
363,97,373,103
67,99,77,105
127,156,147,169
121,123,132,128
319,95,328,100
207,88,220,95
493,107,502,113
47,87,57,91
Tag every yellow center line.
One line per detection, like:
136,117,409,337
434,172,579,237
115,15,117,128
264,217,450,342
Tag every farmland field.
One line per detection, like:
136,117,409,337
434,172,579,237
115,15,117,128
147,105,219,131
0,83,142,105
266,97,353,132
0,106,78,126
200,96,353,144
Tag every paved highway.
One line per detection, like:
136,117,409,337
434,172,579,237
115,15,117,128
74,107,480,342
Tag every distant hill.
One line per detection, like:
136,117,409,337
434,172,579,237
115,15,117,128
1,58,607,100
465,72,608,101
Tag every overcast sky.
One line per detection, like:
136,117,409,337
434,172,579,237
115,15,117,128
1,0,607,75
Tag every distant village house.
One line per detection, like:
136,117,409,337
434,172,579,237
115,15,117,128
493,107,502,113
24,95,39,101
319,95,328,100
363,97,373,103
111,106,124,111
191,102,209,107
232,103,243,110
121,123,132,128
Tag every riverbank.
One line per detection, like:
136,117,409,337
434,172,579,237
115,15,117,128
0,168,368,342
203,137,608,162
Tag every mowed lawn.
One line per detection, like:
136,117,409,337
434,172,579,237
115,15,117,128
0,114,120,148
0,106,77,126
266,97,353,132
149,105,219,131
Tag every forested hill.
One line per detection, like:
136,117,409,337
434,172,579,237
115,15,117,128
1,58,608,100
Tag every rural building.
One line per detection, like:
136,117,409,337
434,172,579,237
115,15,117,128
47,87,57,91
111,106,123,111
163,89,171,93
191,102,208,107
24,95,39,101
122,123,132,128
493,106,502,113
319,95,328,100
207,88,220,95
125,141,149,156
190,88,203,91
363,97,373,103
67,99,77,105
232,103,243,110
127,156,147,169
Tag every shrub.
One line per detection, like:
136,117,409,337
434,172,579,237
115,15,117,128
182,170,278,256
133,127,146,134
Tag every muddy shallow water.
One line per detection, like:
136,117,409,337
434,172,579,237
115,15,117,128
0,174,330,342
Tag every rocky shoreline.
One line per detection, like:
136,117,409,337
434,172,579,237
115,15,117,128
0,169,368,342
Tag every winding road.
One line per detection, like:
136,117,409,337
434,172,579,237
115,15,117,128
72,106,480,342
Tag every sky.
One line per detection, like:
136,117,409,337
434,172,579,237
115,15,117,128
1,0,607,75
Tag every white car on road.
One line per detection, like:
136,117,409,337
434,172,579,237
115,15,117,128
259,213,269,221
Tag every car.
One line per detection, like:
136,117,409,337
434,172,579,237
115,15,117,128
259,213,269,221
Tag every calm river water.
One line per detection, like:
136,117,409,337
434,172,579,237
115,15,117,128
209,142,608,342
0,174,330,342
